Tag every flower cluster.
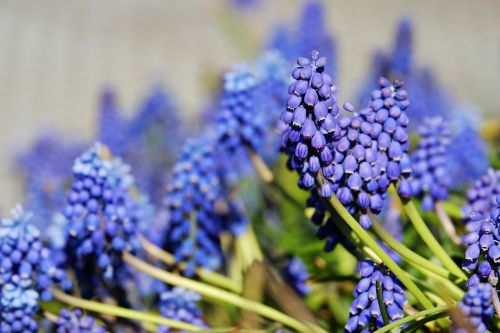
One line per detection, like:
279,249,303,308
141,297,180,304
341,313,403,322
462,195,500,288
281,256,310,296
157,287,207,333
294,0,337,77
281,52,411,232
451,283,494,333
56,308,106,333
280,50,339,191
98,88,128,156
164,138,247,276
345,260,407,333
390,19,413,77
409,116,451,211
463,169,500,218
0,206,71,332
63,143,142,297
16,132,83,238
214,64,265,153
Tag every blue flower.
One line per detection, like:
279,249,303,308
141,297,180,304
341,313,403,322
463,169,499,218
409,116,451,211
157,287,207,333
63,143,142,297
294,0,337,77
56,308,106,333
0,275,39,333
390,18,413,77
282,256,310,296
0,206,71,301
164,138,247,276
345,260,407,333
462,195,500,288
215,64,265,153
451,283,494,333
16,132,83,244
98,87,128,156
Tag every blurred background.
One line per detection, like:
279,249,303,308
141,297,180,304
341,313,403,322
1,0,499,211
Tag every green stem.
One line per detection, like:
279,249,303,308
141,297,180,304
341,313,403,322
51,289,201,331
396,190,467,280
373,306,449,333
401,312,449,332
139,236,242,294
326,195,434,310
371,219,462,282
122,252,327,333
376,281,390,325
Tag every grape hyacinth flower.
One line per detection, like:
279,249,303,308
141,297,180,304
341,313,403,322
462,196,500,288
63,143,142,297
280,50,339,192
390,18,413,78
451,283,494,333
214,64,265,153
164,138,247,276
345,260,407,333
98,87,128,156
157,287,207,333
463,169,500,218
294,0,337,77
266,24,296,62
0,205,71,300
281,256,311,296
409,116,451,211
448,108,489,186
56,308,106,333
16,132,83,239
0,275,39,332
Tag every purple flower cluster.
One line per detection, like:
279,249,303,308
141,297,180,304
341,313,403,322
157,287,207,333
462,195,500,288
281,52,411,234
0,206,71,333
164,138,247,276
409,116,451,211
56,308,106,333
345,260,407,333
451,283,494,333
63,143,141,297
463,169,500,218
281,256,310,296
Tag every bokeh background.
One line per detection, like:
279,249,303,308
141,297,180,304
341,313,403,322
1,0,499,211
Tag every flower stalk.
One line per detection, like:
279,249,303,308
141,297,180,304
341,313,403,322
372,305,449,333
122,251,327,333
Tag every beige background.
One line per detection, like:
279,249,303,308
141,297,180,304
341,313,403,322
0,0,499,211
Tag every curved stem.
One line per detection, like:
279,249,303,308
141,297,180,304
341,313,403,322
440,200,464,220
51,289,202,331
371,219,461,282
122,252,327,333
396,191,467,280
139,236,242,294
435,201,460,245
373,306,449,333
326,195,434,310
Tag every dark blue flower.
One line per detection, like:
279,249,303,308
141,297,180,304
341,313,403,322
345,260,407,333
157,287,207,333
164,138,247,276
56,308,106,333
463,169,499,218
390,19,413,78
451,283,494,333
63,143,142,297
266,24,296,62
462,196,500,288
409,116,451,211
281,256,310,296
